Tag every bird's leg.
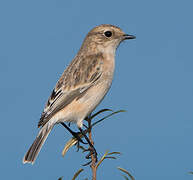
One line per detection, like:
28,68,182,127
79,127,98,162
60,122,87,148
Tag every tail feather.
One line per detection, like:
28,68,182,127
23,123,53,164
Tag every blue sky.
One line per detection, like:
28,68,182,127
0,0,193,179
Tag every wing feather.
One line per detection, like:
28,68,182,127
38,53,103,127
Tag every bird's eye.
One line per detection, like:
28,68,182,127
104,31,112,38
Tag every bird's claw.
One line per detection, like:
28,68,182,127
72,132,88,144
82,146,98,165
82,160,92,166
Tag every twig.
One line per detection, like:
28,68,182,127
87,116,97,180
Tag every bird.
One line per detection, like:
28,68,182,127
23,24,135,164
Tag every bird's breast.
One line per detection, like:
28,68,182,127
101,53,115,81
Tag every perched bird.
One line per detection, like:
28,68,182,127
23,24,135,164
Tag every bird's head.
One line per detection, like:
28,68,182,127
81,24,135,55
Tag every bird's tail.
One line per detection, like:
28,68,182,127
23,123,53,164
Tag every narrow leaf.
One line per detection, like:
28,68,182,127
105,157,116,160
189,172,193,174
92,110,126,127
62,137,78,157
72,168,84,180
62,129,89,156
90,109,113,120
117,167,135,180
107,151,121,156
96,151,109,169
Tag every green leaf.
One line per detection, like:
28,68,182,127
92,110,126,127
117,167,135,180
72,168,84,180
96,151,119,169
189,172,193,174
96,151,109,169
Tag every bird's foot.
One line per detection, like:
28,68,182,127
60,122,88,150
71,131,88,152
71,131,88,145
82,145,98,166
85,146,98,160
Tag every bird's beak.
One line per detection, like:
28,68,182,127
123,34,136,40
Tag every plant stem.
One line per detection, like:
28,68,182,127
88,117,97,180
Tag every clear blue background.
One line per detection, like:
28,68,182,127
0,0,193,179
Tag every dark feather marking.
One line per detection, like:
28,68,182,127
90,72,100,82
39,88,85,127
50,90,56,99
38,53,104,128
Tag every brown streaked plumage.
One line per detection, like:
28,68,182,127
23,24,135,164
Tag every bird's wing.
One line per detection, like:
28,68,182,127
38,53,103,127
